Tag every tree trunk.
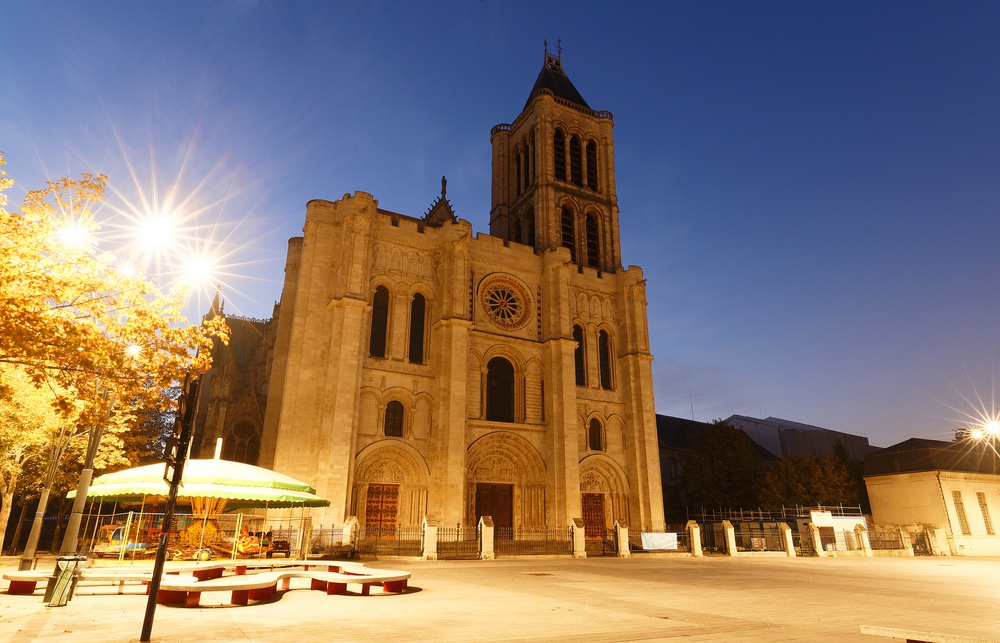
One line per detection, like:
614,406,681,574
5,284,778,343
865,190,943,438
0,471,18,546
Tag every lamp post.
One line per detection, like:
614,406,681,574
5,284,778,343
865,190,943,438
140,373,199,643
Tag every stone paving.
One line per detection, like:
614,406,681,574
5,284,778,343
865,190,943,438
2,554,999,642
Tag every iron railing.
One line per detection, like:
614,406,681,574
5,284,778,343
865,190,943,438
585,528,617,557
437,524,480,560
495,526,572,556
356,525,423,557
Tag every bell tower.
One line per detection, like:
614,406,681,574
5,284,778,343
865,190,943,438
490,49,621,273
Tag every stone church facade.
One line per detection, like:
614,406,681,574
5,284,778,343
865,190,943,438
194,53,664,535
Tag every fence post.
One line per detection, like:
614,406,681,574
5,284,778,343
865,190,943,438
614,521,631,557
422,517,438,561
341,516,358,549
570,519,587,558
927,526,950,556
780,523,796,557
808,523,825,557
897,527,914,557
855,525,872,557
686,520,702,557
721,520,737,556
479,516,495,560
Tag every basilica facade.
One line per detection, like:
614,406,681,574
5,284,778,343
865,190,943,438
194,53,664,536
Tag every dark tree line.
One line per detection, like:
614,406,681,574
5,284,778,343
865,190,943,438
666,422,866,521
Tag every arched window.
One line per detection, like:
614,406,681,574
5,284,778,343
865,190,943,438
553,129,566,181
408,293,426,364
570,135,583,186
510,215,522,245
384,401,404,437
515,153,522,196
486,357,515,422
572,325,586,386
598,330,612,390
223,421,260,465
586,140,598,190
585,214,601,269
369,286,389,358
525,208,536,247
589,419,603,451
561,207,576,262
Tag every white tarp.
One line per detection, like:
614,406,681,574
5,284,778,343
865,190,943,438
641,532,678,550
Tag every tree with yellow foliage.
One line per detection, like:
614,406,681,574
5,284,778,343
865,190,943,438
0,152,227,557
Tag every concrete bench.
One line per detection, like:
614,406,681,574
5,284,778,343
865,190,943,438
860,625,1000,643
155,566,411,607
3,569,154,595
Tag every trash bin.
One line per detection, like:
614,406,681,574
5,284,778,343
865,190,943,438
44,556,87,607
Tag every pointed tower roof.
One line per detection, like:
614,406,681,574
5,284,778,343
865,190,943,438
523,50,590,112
422,175,457,227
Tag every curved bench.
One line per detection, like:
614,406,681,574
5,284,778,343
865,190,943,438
155,566,411,607
3,560,389,596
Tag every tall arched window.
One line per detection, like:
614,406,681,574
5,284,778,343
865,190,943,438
572,325,586,386
486,357,515,422
408,293,426,364
369,286,389,358
525,208,536,247
223,421,260,465
598,330,612,390
384,400,404,437
570,135,583,186
553,129,566,181
586,140,598,190
515,153,522,196
585,214,601,269
510,215,522,245
589,419,604,451
561,207,576,262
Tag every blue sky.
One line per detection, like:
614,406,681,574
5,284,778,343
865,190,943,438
3,1,999,447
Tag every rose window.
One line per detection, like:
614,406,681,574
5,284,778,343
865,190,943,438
480,278,532,330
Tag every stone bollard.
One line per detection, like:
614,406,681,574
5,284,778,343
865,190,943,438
855,525,873,557
686,520,702,557
721,520,737,556
614,521,631,557
897,527,914,557
780,523,797,557
808,523,826,557
570,519,587,558
342,516,358,550
422,516,438,560
479,516,495,560
930,526,951,556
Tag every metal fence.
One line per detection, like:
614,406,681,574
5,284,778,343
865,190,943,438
495,526,572,557
869,526,903,551
585,528,617,557
700,522,726,554
732,522,785,552
356,525,423,557
437,524,480,560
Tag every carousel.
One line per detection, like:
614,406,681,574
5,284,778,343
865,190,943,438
69,446,329,561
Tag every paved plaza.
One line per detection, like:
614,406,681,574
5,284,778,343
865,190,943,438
2,554,999,642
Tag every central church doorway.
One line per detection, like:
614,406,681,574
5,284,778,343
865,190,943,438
582,493,606,539
475,483,513,531
365,483,399,536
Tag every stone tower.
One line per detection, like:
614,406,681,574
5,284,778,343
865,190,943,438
255,52,664,535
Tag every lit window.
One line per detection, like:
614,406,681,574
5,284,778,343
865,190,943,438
977,492,994,535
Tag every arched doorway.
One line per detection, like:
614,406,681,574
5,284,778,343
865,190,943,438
579,455,630,538
352,442,429,536
466,432,546,529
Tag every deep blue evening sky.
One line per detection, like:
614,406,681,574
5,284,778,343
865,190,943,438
3,2,999,447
